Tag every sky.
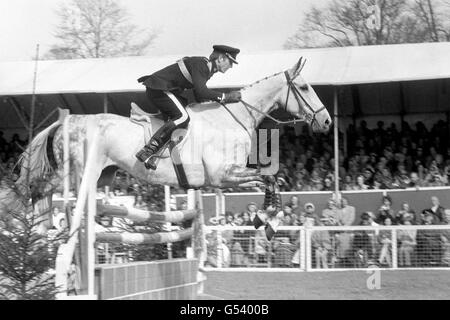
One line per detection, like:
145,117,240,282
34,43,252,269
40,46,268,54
0,0,325,61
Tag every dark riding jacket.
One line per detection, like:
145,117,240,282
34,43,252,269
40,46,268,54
138,56,223,102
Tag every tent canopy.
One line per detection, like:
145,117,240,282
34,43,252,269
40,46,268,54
1,42,450,96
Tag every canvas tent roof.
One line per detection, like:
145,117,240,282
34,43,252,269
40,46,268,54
1,42,450,96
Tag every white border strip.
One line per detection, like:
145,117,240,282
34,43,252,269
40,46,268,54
107,281,198,300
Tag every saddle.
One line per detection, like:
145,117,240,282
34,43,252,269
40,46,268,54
129,102,192,189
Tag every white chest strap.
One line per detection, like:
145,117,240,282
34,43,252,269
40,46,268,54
177,59,193,84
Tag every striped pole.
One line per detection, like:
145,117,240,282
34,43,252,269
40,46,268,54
96,228,194,245
97,204,198,223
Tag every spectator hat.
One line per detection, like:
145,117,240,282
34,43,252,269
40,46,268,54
304,202,315,210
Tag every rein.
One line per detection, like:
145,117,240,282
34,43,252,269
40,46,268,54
226,70,326,129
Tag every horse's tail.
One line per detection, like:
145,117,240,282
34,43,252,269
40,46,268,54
16,120,62,189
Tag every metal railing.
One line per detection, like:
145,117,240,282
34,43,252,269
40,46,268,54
203,225,450,271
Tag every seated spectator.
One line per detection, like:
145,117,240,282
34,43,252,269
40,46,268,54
408,172,424,188
225,211,235,225
376,195,395,224
397,215,417,267
322,176,334,191
241,211,253,226
362,167,375,188
280,212,293,226
354,174,369,190
393,163,410,188
126,177,140,194
282,204,293,220
288,195,302,218
245,202,258,222
133,194,148,210
396,202,416,225
342,175,355,191
426,196,447,224
303,203,319,227
321,198,339,223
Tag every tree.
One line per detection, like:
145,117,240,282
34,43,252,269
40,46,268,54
284,0,444,49
45,0,158,59
411,0,450,41
0,173,61,300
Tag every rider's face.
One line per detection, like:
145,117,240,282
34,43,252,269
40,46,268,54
216,55,233,73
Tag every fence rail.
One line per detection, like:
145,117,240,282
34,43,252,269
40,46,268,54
202,225,450,271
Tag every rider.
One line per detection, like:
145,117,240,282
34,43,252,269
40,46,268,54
136,45,242,170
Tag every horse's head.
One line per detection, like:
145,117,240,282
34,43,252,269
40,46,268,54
277,57,331,133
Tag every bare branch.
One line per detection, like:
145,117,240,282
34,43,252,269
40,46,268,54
45,0,158,59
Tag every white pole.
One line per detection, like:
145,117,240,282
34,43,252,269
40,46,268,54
164,185,172,259
63,116,70,209
86,121,96,297
305,227,312,271
392,229,398,269
164,185,171,211
300,228,306,270
333,87,340,201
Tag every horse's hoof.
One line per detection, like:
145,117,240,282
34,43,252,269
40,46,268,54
144,158,157,170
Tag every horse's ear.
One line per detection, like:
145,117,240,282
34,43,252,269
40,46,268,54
294,57,306,78
289,57,306,78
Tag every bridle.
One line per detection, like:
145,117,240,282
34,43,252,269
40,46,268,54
282,70,327,128
221,66,327,137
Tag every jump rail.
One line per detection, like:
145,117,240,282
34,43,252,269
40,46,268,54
97,204,198,223
96,228,194,245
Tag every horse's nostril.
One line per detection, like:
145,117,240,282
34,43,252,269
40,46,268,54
325,119,330,125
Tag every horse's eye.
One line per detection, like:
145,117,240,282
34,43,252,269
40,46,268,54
300,84,308,90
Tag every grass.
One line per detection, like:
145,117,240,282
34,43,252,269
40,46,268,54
203,270,450,299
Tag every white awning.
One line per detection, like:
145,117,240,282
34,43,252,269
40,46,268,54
1,42,450,96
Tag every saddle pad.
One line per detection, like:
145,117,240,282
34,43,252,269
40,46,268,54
129,102,191,158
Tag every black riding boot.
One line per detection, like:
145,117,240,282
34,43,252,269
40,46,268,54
135,121,177,170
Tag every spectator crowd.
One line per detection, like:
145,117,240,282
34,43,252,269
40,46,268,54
274,119,450,192
206,194,450,269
